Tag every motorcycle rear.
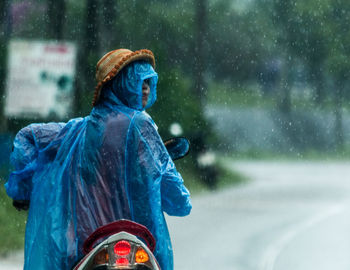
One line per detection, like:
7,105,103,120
73,220,160,270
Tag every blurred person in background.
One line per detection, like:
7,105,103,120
5,49,192,270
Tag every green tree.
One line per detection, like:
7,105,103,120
74,0,100,115
47,0,66,40
290,0,350,149
100,0,118,50
194,0,208,105
0,0,11,132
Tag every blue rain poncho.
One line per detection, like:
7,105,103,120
5,61,192,270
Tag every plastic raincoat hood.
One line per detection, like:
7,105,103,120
5,61,192,270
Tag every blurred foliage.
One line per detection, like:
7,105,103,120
0,0,349,176
3,0,350,96
2,0,349,140
0,43,6,132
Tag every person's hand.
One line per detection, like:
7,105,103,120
163,138,175,147
13,200,30,211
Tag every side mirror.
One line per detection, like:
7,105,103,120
164,137,190,161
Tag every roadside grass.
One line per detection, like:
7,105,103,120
0,171,27,256
175,159,209,194
216,162,247,189
175,158,247,194
226,145,350,161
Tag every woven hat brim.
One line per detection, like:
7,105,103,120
92,49,155,106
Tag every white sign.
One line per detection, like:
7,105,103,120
5,39,77,119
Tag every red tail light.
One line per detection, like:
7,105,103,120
116,257,129,265
114,240,131,256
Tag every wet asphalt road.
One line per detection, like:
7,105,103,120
2,160,350,270
167,160,350,270
0,251,23,270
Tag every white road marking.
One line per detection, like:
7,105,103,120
260,204,346,270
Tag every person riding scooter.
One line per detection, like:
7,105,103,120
6,49,192,270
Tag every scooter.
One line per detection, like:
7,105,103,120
71,137,190,270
